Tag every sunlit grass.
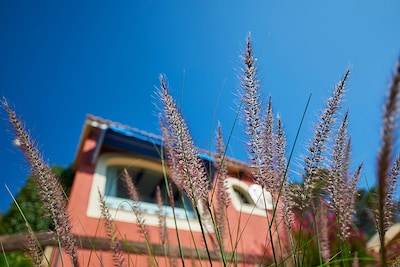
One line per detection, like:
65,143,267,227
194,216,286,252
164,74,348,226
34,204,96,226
1,36,399,267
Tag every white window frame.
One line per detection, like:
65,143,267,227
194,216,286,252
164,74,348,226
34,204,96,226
86,153,203,231
225,177,272,216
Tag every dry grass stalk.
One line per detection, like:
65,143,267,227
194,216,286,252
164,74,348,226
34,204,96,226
122,169,163,266
5,36,400,267
25,225,44,267
160,117,183,193
274,115,295,229
386,156,400,229
3,98,79,267
317,200,330,263
122,169,150,240
241,33,292,265
327,111,361,240
376,61,400,266
215,122,230,238
262,97,277,193
158,75,210,207
98,191,125,267
302,70,349,206
241,33,268,189
155,186,167,246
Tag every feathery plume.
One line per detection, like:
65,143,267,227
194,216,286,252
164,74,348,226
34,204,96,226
385,156,400,230
327,111,361,240
155,186,167,246
215,122,229,238
122,169,149,239
341,163,362,240
98,191,125,267
275,115,288,187
302,70,349,205
262,97,278,192
377,61,400,231
160,117,183,192
376,61,400,266
3,99,79,266
158,83,214,265
276,116,295,227
241,33,268,188
158,75,210,206
26,225,44,267
215,122,230,208
327,112,350,209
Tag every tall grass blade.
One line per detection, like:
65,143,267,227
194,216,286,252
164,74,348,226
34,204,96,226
3,99,79,267
376,61,400,266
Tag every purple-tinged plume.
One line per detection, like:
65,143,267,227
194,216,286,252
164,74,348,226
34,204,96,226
98,191,125,267
302,70,349,205
155,186,167,246
276,116,295,227
241,34,268,188
122,169,149,239
215,122,229,237
158,75,210,206
262,97,277,192
26,225,45,267
384,156,400,231
377,61,400,238
327,111,361,240
3,99,79,267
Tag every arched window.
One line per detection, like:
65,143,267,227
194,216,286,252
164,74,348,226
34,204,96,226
104,164,194,219
232,184,255,205
86,153,202,231
225,178,273,216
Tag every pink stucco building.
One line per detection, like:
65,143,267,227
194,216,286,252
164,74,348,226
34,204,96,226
47,115,287,266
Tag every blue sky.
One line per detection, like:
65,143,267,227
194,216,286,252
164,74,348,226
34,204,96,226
1,1,399,213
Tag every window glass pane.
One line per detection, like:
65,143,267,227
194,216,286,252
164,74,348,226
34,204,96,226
233,186,254,205
105,167,117,196
105,164,194,216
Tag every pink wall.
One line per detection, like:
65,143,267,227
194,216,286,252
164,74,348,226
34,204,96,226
59,132,287,266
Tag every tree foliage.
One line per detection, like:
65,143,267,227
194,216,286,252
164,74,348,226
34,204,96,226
0,166,74,266
0,166,74,235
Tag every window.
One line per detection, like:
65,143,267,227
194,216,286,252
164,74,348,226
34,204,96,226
86,153,201,231
104,164,195,219
225,178,273,216
232,185,254,205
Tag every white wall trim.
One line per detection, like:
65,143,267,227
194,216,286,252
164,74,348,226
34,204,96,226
225,177,269,216
86,153,204,231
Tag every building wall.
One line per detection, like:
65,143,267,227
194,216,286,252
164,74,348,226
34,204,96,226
61,131,286,266
68,135,98,239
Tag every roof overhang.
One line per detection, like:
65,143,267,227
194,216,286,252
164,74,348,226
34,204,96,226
72,115,215,170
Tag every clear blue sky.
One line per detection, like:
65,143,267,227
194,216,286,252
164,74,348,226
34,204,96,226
1,1,399,213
